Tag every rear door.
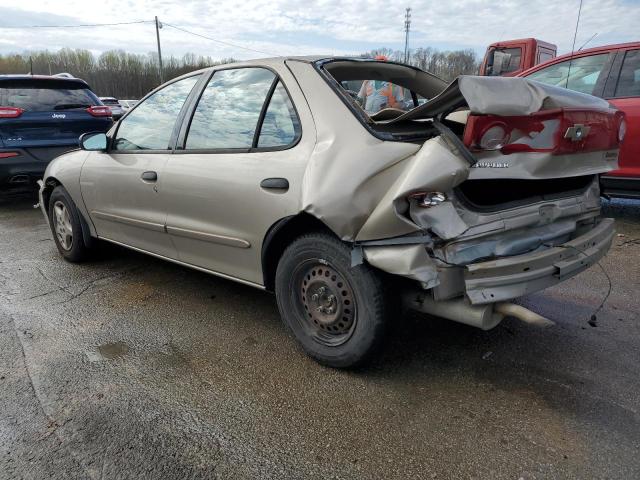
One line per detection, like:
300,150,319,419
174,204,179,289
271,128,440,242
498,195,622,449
162,66,314,285
603,48,640,179
80,73,203,258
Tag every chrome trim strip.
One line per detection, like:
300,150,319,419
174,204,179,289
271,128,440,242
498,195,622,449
166,225,251,249
91,211,165,232
98,236,265,290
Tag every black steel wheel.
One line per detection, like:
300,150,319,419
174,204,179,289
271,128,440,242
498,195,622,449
275,232,388,368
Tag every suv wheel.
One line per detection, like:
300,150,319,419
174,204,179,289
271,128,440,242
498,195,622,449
48,185,93,262
275,233,387,368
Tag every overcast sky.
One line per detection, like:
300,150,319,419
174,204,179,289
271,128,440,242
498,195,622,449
0,0,638,60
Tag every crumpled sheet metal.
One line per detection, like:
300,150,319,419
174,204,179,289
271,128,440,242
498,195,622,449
363,244,440,288
457,75,611,116
388,75,612,123
290,60,617,285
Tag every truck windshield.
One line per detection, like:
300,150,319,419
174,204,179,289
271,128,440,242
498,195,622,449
487,47,522,76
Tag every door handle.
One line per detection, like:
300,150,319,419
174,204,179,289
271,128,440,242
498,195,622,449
260,178,289,191
141,171,158,182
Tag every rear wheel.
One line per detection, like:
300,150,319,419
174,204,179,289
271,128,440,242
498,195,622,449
48,186,93,262
275,233,388,368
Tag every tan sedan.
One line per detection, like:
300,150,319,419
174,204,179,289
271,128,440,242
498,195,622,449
38,57,624,367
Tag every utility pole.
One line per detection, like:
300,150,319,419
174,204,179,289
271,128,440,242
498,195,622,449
404,7,412,64
155,16,164,83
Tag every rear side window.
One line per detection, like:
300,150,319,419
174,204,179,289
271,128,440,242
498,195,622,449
538,50,555,64
0,80,98,111
185,67,300,150
258,82,300,148
114,75,200,151
615,49,640,97
526,53,609,95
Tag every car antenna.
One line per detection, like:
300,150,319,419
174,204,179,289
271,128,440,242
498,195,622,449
578,32,598,51
565,0,584,88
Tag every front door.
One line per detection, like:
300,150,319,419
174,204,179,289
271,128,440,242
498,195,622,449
162,66,314,285
81,74,203,258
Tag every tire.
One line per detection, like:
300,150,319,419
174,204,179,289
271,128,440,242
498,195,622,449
47,185,93,262
275,232,388,368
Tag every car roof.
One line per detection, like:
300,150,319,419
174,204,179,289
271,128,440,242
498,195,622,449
520,41,640,76
0,74,90,88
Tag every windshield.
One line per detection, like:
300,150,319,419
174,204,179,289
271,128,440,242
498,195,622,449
0,80,98,111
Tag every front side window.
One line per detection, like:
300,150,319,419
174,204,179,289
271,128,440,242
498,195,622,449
186,68,275,149
615,49,640,98
114,75,200,150
526,53,609,95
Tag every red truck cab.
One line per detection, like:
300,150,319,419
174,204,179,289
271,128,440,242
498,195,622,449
519,42,640,198
480,38,557,77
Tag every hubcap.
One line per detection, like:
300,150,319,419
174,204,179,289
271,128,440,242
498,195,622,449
295,261,357,346
52,201,73,251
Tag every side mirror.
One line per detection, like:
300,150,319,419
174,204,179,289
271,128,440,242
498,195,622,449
79,132,108,151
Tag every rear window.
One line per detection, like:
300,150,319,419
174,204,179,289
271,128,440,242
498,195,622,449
0,79,98,111
101,98,120,106
525,53,609,96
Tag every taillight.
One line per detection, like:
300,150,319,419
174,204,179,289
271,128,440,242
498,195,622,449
464,108,625,156
478,123,510,150
0,152,20,159
86,105,112,117
0,107,24,118
618,118,627,143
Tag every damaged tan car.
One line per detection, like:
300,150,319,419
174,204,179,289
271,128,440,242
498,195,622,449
38,57,625,368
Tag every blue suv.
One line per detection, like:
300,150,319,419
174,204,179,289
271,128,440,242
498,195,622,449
0,75,113,192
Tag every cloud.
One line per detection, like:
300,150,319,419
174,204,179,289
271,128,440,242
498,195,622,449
0,0,638,59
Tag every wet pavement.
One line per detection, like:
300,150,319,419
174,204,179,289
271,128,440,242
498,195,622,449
1,194,639,479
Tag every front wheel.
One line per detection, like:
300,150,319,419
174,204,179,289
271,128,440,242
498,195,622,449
275,233,388,368
48,185,93,262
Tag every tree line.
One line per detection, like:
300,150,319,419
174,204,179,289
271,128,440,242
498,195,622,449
0,46,480,99
360,47,480,81
0,48,235,99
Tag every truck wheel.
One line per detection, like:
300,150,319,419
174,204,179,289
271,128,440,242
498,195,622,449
275,232,388,368
48,186,92,262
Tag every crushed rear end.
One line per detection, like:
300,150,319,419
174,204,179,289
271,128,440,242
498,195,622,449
307,61,624,328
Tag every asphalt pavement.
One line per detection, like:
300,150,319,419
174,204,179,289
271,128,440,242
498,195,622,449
0,194,639,479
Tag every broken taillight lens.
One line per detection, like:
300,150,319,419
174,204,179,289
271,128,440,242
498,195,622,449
0,107,24,118
463,108,625,156
86,105,112,117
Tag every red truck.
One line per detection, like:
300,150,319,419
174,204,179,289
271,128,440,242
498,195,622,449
518,42,640,199
479,38,557,76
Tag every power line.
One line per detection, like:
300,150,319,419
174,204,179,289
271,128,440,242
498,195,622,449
0,18,280,58
0,20,150,29
162,22,278,57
